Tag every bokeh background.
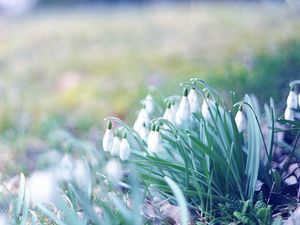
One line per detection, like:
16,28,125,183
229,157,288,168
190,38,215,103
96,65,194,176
0,0,299,177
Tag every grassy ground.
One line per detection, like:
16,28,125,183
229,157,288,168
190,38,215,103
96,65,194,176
0,3,300,176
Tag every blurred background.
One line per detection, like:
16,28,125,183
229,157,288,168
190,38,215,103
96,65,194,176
0,0,299,176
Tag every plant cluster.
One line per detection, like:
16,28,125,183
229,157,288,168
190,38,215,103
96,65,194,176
2,78,300,225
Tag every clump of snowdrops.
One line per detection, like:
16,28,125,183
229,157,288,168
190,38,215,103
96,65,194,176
5,79,300,224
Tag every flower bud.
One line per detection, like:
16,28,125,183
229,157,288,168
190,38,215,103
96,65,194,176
105,159,123,183
102,121,114,152
144,95,155,114
139,122,149,142
235,109,246,132
119,132,130,161
287,86,298,109
147,124,162,154
111,135,121,156
188,88,200,113
163,101,175,124
133,107,150,133
175,88,191,126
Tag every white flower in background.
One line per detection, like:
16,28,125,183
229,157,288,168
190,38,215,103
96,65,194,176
111,135,121,156
102,121,114,152
235,108,246,132
119,132,130,161
105,159,123,183
144,95,155,114
284,107,294,121
287,86,298,109
28,171,57,204
175,88,191,126
163,101,175,124
0,214,10,225
139,122,149,142
147,124,162,154
170,101,177,116
133,107,150,133
202,94,213,120
73,159,91,192
298,93,300,108
188,88,201,113
58,154,73,181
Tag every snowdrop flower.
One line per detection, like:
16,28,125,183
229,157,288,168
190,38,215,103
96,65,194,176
170,100,177,116
73,159,91,193
175,88,191,126
284,107,294,121
0,214,10,225
28,171,58,204
58,154,73,181
119,132,130,161
287,86,298,109
235,108,246,132
188,88,201,113
147,124,162,154
139,122,149,142
144,95,155,114
163,101,175,124
133,107,150,133
105,159,123,183
111,134,121,156
202,94,212,120
102,121,114,152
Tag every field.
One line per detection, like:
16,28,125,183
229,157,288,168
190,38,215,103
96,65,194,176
0,4,300,223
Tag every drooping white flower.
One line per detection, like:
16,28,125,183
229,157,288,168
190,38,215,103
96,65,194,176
284,107,294,121
28,171,58,204
201,99,210,120
139,122,149,142
287,86,298,109
105,159,123,183
147,124,162,154
119,132,130,161
144,95,155,114
0,214,10,225
188,88,201,113
58,154,73,181
73,159,91,193
235,109,246,132
111,136,121,156
102,121,114,152
163,101,175,124
133,107,150,133
175,88,191,126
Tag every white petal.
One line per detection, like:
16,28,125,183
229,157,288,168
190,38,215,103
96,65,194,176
201,100,210,120
298,93,300,108
163,108,175,124
28,171,57,204
73,160,91,193
139,125,149,142
287,91,298,109
284,107,294,121
119,138,130,161
188,89,200,113
105,159,123,182
148,131,162,154
111,137,121,156
144,95,154,114
235,111,246,132
175,96,191,126
102,129,113,152
133,108,150,132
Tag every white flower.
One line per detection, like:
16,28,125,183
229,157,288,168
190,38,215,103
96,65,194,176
105,159,123,183
147,125,162,154
201,100,210,120
111,136,121,156
235,109,246,132
298,93,300,108
284,107,294,121
58,154,73,181
163,101,175,124
119,133,130,161
287,88,298,109
0,214,10,225
175,88,191,126
28,171,57,204
144,95,155,114
73,159,91,193
188,88,201,113
133,108,150,133
102,121,113,152
139,122,149,142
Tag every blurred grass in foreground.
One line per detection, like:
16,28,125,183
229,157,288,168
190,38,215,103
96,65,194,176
0,3,299,175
